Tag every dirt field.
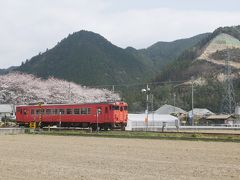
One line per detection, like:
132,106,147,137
0,135,240,180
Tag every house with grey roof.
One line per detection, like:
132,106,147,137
155,104,187,115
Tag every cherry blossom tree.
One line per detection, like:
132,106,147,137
0,72,120,105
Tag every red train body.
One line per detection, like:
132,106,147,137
16,101,128,130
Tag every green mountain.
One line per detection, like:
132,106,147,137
0,66,17,75
13,29,215,112
156,25,240,82
16,31,154,86
16,30,209,87
139,33,210,68
14,27,239,113
151,25,240,113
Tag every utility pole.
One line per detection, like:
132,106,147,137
112,85,115,93
68,83,71,103
173,93,176,113
191,76,194,126
151,94,154,128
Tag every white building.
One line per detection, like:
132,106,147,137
126,113,179,131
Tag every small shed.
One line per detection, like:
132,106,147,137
201,114,235,125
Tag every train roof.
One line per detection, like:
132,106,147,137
16,101,127,107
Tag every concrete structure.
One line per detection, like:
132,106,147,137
0,128,25,135
0,104,15,120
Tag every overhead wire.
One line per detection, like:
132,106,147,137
87,79,189,89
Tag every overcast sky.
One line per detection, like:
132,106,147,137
0,0,240,68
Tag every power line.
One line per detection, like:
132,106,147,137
87,80,188,89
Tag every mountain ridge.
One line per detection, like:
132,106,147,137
15,30,209,86
16,30,154,86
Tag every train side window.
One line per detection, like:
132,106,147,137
17,108,22,114
124,106,128,110
31,109,35,115
87,108,91,114
120,107,123,111
97,107,102,114
54,109,58,115
81,108,87,114
24,109,27,115
59,109,65,115
46,109,51,115
41,109,45,114
74,109,80,114
66,109,72,114
105,107,108,113
36,109,40,115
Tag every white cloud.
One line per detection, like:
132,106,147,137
0,0,240,68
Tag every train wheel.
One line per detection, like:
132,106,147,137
109,124,114,131
92,125,97,131
120,124,125,131
104,126,108,131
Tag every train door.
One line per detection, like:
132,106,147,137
16,107,23,122
104,106,110,122
119,106,124,121
96,107,103,123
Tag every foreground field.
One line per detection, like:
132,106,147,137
0,135,240,180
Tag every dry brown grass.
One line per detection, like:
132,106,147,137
0,134,240,180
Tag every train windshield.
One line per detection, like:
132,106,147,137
112,106,119,110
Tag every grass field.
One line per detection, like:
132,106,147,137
0,134,240,180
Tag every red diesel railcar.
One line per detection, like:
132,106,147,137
16,102,128,130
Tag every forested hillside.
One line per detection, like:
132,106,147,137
150,25,240,113
16,31,154,86
10,26,240,112
139,33,210,68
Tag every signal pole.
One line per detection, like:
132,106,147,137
141,84,150,131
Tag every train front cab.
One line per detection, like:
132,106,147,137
16,106,31,127
93,102,128,131
110,102,128,130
